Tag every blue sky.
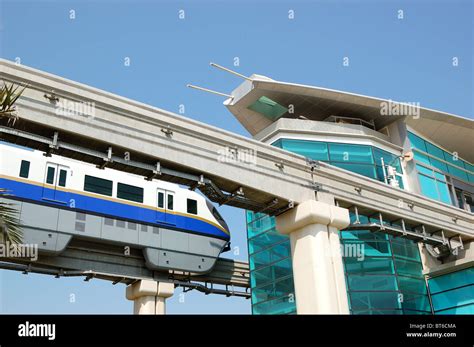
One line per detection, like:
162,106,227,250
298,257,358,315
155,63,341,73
0,0,472,314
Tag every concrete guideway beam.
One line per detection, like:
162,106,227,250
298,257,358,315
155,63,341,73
126,280,174,315
276,200,350,314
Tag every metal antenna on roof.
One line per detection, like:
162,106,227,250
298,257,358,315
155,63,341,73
186,84,233,98
210,62,251,81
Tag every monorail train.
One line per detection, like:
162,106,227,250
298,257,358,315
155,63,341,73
0,141,230,273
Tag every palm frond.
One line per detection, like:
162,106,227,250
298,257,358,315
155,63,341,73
0,189,23,245
0,82,27,126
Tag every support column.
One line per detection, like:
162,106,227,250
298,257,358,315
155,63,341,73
126,280,174,315
276,200,350,314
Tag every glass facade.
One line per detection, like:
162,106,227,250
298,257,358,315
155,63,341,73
428,268,474,314
407,131,474,209
343,213,431,314
247,138,428,315
247,211,296,314
272,139,404,188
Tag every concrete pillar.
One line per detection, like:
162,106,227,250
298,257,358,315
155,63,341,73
276,200,350,314
126,280,174,315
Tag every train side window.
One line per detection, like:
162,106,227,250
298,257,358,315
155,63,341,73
84,175,113,196
58,169,67,187
46,166,55,184
117,182,144,203
157,192,164,208
19,160,30,178
167,193,174,210
187,199,197,214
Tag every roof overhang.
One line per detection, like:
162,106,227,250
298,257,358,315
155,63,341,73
225,75,474,163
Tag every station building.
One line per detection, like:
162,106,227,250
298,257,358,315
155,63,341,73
225,75,474,315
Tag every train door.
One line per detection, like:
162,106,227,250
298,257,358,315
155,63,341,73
42,163,69,203
156,188,176,225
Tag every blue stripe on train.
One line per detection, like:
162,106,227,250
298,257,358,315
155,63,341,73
0,178,229,240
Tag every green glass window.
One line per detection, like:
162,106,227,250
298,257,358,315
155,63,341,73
279,139,329,161
46,166,55,184
344,257,394,274
413,151,432,166
117,182,143,203
187,198,198,214
157,192,164,208
425,142,445,160
248,96,288,120
397,276,427,295
252,295,296,315
428,268,474,294
394,258,423,278
84,175,113,196
347,275,398,291
447,164,469,182
329,143,374,164
408,132,427,152
443,151,465,168
350,291,402,310
429,157,448,172
19,160,30,178
167,194,174,210
431,285,474,311
58,169,67,187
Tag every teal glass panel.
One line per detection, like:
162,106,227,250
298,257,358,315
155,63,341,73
436,304,474,315
340,229,388,241
350,291,402,310
401,293,431,312
447,164,469,181
436,180,452,204
431,285,474,311
247,215,276,238
418,174,439,200
398,276,427,295
428,268,474,294
250,249,271,271
252,276,295,304
430,157,448,172
425,142,445,160
352,309,403,315
394,258,423,278
347,275,398,291
250,241,291,270
280,139,329,161
272,139,282,148
248,229,287,254
252,295,296,315
416,164,434,177
413,151,431,165
465,162,474,173
469,173,474,183
250,257,293,288
343,240,391,257
391,241,421,261
344,257,394,274
443,151,465,168
328,143,374,164
408,132,427,152
434,171,446,181
248,96,288,120
332,162,377,179
373,148,397,167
